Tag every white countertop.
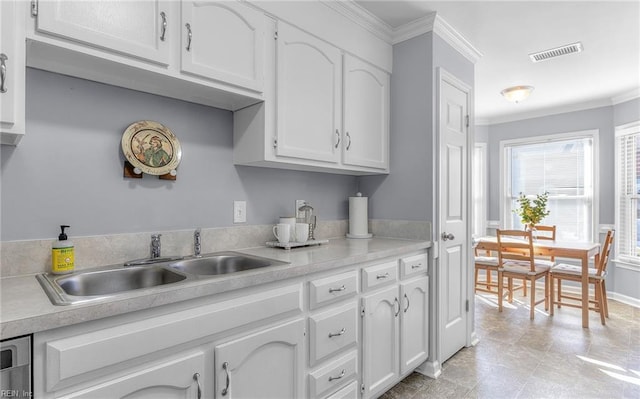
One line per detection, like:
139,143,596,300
0,237,430,339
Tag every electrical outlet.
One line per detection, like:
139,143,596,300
234,201,246,223
295,200,306,219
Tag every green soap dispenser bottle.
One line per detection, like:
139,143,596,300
52,225,74,274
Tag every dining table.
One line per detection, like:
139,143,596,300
474,236,601,328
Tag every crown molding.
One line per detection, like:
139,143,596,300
431,15,483,64
322,2,482,64
612,88,640,105
320,0,393,43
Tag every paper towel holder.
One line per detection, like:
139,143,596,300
347,192,373,238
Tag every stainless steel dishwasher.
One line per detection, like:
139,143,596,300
0,335,31,397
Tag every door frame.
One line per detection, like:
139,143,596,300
418,67,477,379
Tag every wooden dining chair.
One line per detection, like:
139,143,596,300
549,230,615,325
496,229,553,320
528,224,557,242
475,247,525,297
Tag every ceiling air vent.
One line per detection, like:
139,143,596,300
529,42,583,63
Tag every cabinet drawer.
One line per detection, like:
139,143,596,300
309,351,357,399
400,254,428,279
309,303,358,366
327,381,358,399
309,270,358,309
362,261,397,291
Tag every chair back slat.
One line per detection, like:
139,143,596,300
529,224,556,241
497,229,535,272
596,230,615,276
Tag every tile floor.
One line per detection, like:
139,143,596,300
381,290,640,399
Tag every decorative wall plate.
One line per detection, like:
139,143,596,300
121,121,182,176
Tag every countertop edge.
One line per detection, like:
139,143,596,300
1,237,431,339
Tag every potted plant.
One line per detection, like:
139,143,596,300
513,192,550,231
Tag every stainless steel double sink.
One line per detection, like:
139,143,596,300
37,252,288,305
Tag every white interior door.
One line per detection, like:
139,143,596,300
437,68,471,363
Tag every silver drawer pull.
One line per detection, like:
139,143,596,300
221,362,230,396
328,369,346,382
185,23,192,51
376,272,390,280
193,373,202,399
0,54,7,93
329,285,346,293
411,263,422,269
328,327,346,338
160,12,167,41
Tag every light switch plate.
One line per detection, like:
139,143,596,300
234,201,246,223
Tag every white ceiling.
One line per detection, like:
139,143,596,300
353,0,640,124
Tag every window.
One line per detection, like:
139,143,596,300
472,143,487,237
502,131,598,242
615,121,640,264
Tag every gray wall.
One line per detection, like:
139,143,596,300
479,98,640,301
0,68,356,241
359,32,474,224
484,106,615,223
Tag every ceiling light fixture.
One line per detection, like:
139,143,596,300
500,85,534,103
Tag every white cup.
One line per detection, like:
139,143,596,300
279,216,297,238
273,223,291,243
295,223,309,243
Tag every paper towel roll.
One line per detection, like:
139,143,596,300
347,193,373,238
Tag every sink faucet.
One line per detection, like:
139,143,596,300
194,228,202,257
150,234,161,259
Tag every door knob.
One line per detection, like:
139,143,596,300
441,232,455,241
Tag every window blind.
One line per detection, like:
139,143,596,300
616,132,639,260
506,136,594,241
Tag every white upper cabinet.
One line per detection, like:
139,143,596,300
181,1,264,92
343,54,389,170
34,0,171,66
275,21,342,164
1,0,26,145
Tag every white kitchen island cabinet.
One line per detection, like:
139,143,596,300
214,318,305,399
0,0,26,145
181,0,265,92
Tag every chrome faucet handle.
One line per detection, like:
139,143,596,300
150,234,162,258
194,228,202,257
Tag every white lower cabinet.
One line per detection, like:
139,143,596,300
33,251,430,399
57,345,212,399
214,318,305,399
361,257,429,398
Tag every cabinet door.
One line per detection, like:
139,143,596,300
276,22,342,164
58,345,212,399
35,0,171,65
400,276,429,375
361,285,399,398
215,318,305,399
343,55,389,170
181,1,264,92
0,0,25,144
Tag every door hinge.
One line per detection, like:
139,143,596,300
360,383,365,394
360,305,365,317
274,31,278,41
465,299,469,312
465,115,470,128
31,0,38,16
273,138,278,149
